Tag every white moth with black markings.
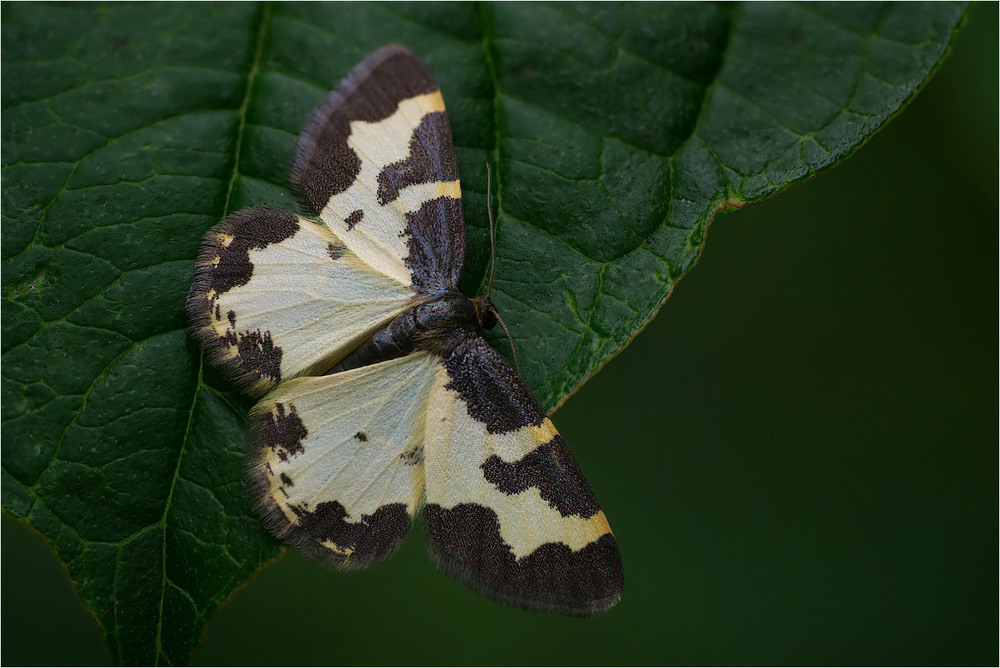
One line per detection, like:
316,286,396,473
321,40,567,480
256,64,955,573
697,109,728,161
187,45,623,615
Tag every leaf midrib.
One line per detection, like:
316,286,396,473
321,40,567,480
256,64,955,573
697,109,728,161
150,3,274,665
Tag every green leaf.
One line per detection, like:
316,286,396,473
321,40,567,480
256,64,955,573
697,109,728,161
1,2,966,664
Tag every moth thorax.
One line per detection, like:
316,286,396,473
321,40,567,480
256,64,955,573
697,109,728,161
415,293,481,334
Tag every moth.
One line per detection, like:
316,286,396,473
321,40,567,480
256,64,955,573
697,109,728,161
187,45,623,615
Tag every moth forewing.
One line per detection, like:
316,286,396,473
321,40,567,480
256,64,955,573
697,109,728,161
186,208,418,396
291,46,465,291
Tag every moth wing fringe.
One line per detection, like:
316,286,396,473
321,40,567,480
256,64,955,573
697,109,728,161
425,537,623,617
186,207,289,397
291,44,434,215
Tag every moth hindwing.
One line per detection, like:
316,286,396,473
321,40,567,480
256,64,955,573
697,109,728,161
186,44,623,615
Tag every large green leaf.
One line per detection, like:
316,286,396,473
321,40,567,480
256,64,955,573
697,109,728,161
1,2,966,664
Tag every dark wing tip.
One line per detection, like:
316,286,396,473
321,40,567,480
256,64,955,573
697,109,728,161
245,400,412,572
424,503,624,617
186,207,298,397
290,44,439,215
426,542,624,617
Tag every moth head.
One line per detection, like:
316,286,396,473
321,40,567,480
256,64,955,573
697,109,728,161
473,295,522,376
473,296,498,331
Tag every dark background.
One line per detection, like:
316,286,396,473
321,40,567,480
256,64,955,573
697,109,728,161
3,3,995,665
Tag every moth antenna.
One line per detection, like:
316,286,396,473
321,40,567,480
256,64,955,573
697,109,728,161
484,163,518,374
495,311,522,377
485,162,497,298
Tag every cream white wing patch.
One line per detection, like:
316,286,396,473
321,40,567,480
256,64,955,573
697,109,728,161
321,92,460,285
187,207,419,397
247,351,439,568
422,338,623,616
426,397,611,558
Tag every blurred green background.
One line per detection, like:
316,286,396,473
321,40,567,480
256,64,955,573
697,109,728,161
3,4,995,665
